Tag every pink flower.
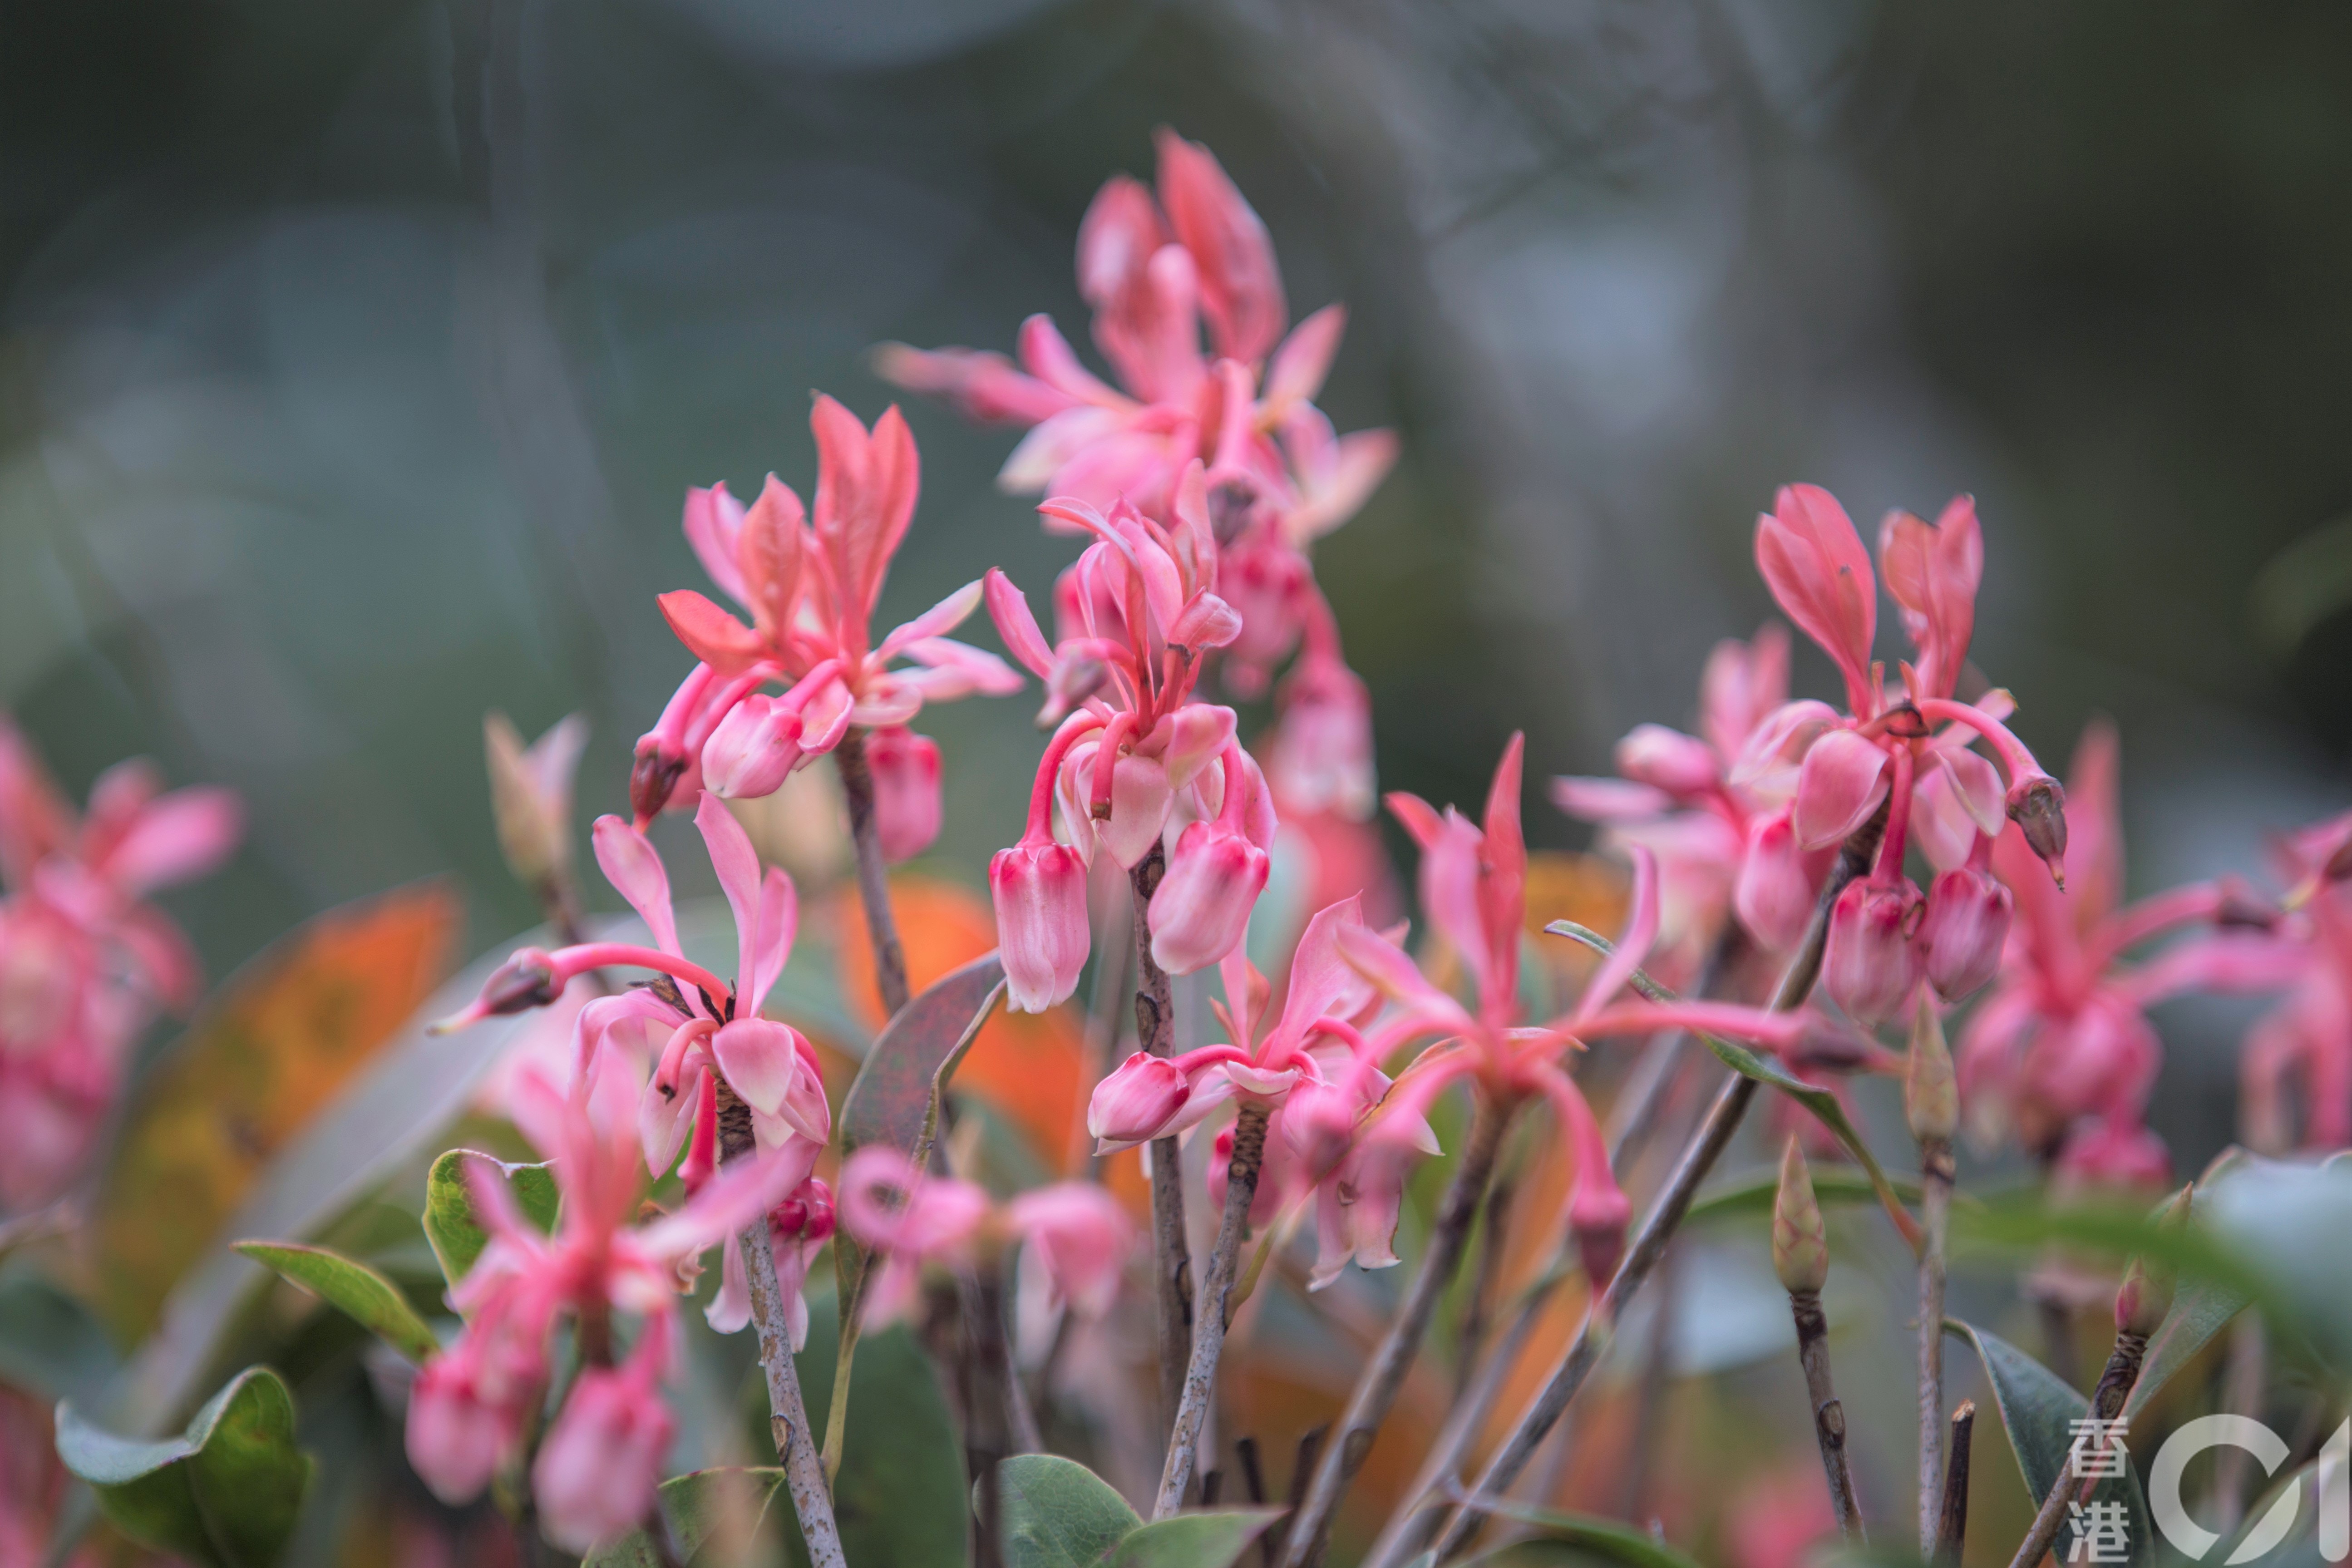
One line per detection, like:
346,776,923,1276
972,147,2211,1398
1005,1184,1136,1319
1149,749,1273,974
0,721,241,1210
1920,866,2013,1001
878,133,1391,820
1823,876,1926,1026
530,1325,677,1553
838,1146,992,1325
1960,724,2300,1169
864,726,942,863
404,1044,812,1525
1342,740,1805,1286
631,399,1021,824
1086,1052,1190,1146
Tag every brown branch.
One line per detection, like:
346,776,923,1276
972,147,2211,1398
1277,1095,1510,1568
834,727,910,1020
1790,1288,1864,1543
1937,1401,1975,1566
1131,843,1195,1440
2005,1331,2148,1568
1156,1102,1273,1515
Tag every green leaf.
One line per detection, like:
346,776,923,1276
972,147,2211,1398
230,1241,439,1363
583,1467,787,1567
992,1454,1141,1568
1943,1320,2154,1568
1104,1510,1283,1568
779,1282,966,1568
0,1268,118,1407
1437,1492,1705,1568
422,1149,560,1288
1947,1193,2265,1299
838,952,1010,1159
1688,1164,1927,1224
1545,921,1920,1248
56,1365,313,1568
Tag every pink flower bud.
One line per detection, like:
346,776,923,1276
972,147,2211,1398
1919,867,2012,1001
989,841,1090,1012
866,727,942,863
404,1357,512,1505
1282,1076,1361,1179
1006,1183,1137,1318
1149,819,1270,975
1086,1051,1189,1148
1572,1181,1632,1292
530,1365,675,1553
2005,772,2070,888
1823,878,1926,1026
1735,810,1819,952
700,694,805,800
1614,724,1719,799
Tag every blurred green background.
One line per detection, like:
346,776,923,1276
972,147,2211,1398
4,0,2350,1172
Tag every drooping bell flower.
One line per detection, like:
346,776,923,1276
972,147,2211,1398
990,711,1100,1014
632,399,1021,824
1824,875,1927,1026
530,1320,677,1553
1086,1051,1191,1146
1919,864,2012,1001
865,727,943,863
1004,1184,1137,1320
1149,747,1273,974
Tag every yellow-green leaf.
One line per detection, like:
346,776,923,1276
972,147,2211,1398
230,1240,439,1363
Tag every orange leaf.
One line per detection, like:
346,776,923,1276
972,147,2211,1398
92,883,460,1340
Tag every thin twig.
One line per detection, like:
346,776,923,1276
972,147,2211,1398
1917,1135,1955,1551
717,1091,845,1568
1157,1103,1273,1515
1278,1097,1510,1567
1132,845,1195,1440
1937,1401,1975,1566
834,727,910,1019
2004,1331,2148,1568
1420,802,1888,1563
1790,1288,1864,1543
1456,1173,1518,1392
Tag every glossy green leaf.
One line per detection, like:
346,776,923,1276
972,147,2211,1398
230,1240,439,1363
583,1467,787,1567
422,1149,560,1288
56,1365,313,1568
1688,1164,1927,1224
1105,1509,1283,1568
1943,1320,2154,1568
1546,922,1919,1248
992,1454,1141,1568
780,1282,966,1568
1442,1491,1705,1568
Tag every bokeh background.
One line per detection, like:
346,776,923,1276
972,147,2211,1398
7,0,2352,1215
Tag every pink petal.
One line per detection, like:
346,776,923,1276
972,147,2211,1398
592,816,681,956
1154,128,1287,364
878,579,987,663
711,1017,803,1119
1755,484,1876,707
1264,304,1346,414
1550,776,1675,823
101,787,242,896
1015,314,1129,408
984,569,1059,680
692,791,764,989
658,591,767,678
682,483,749,606
1792,729,1889,851
872,340,1076,425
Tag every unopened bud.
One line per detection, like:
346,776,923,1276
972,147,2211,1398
484,712,584,893
1906,993,1959,1144
2213,876,2282,931
1772,1135,1829,1294
2113,1183,2192,1336
2005,774,2070,889
1085,1052,1188,1149
629,740,686,825
1920,867,2012,1001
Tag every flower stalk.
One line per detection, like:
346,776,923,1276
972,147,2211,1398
1133,843,1197,1435
836,726,912,1020
1156,1100,1273,1515
1277,1096,1510,1565
1776,1137,1863,1544
717,1090,845,1568
1909,995,1960,1552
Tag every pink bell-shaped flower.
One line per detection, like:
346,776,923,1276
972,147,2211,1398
1735,810,1819,952
990,841,1090,1013
404,1356,511,1505
530,1351,676,1553
866,726,942,863
1823,877,1927,1026
1086,1051,1189,1148
1149,821,1269,977
1006,1183,1136,1318
1919,866,2012,1001
701,693,808,800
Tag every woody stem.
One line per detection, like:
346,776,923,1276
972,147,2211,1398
1938,1401,1976,1566
1132,843,1196,1447
835,727,910,1020
1422,797,1889,1565
715,1088,844,1568
2004,1331,2148,1568
1278,1095,1510,1568
1918,1136,1956,1554
1791,1287,1865,1543
1155,1100,1273,1518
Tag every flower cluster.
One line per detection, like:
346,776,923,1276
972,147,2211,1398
880,130,1395,820
632,397,1022,855
0,721,239,1211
